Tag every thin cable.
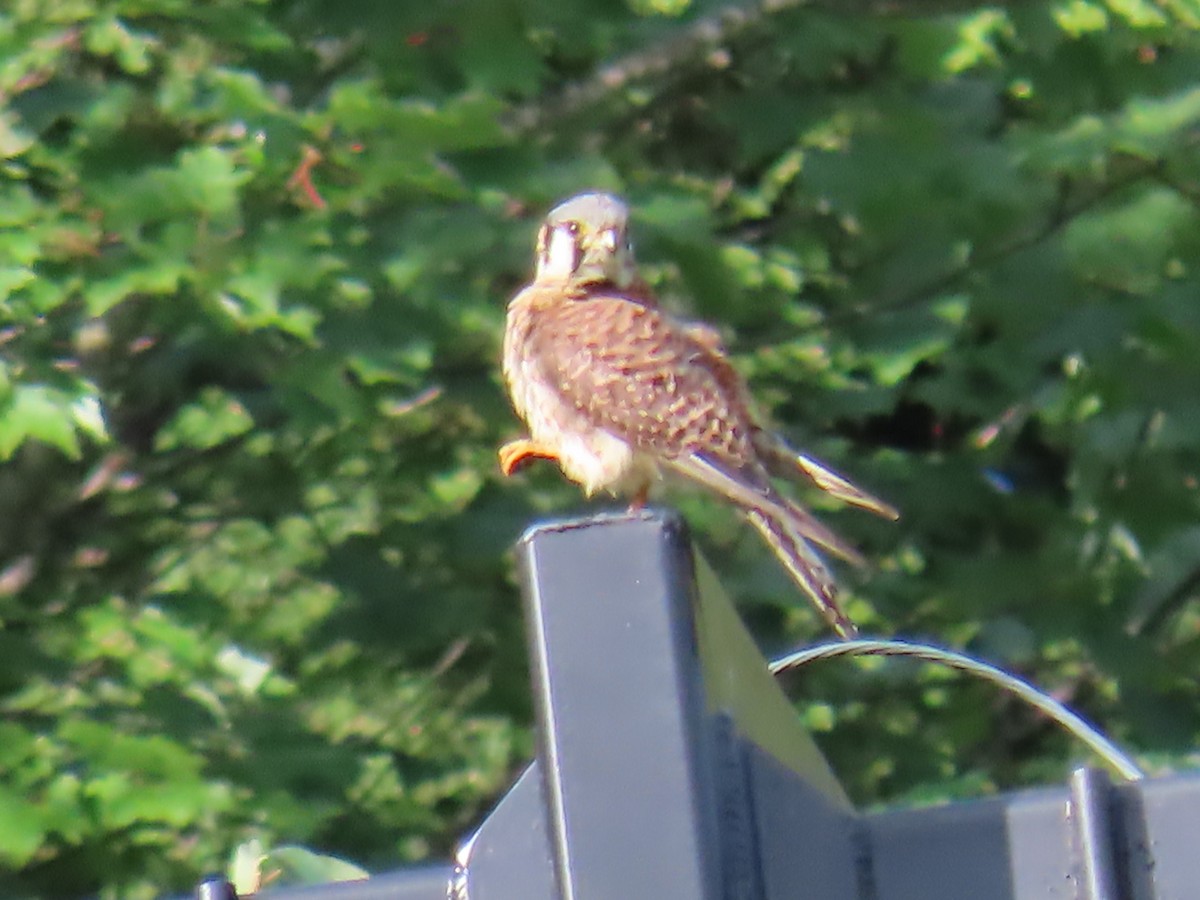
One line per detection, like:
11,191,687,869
770,638,1145,782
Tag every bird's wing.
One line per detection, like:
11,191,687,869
524,290,757,468
754,432,900,521
525,291,865,564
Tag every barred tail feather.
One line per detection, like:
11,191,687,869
745,506,859,640
776,493,866,567
668,453,862,638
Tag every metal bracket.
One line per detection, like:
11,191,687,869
192,511,1200,900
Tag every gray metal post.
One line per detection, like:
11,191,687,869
457,509,858,899
517,511,724,900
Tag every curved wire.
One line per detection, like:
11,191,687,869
770,638,1145,782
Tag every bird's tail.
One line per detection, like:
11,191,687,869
745,504,860,639
666,454,863,638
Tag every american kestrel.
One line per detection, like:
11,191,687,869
501,191,897,638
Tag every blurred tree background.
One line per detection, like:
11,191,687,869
2,0,1199,895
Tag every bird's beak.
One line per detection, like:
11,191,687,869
575,227,626,283
598,227,619,254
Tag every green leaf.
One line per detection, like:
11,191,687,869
0,266,36,303
944,9,1014,73
0,384,83,460
84,16,157,74
263,846,370,887
60,719,204,781
1115,88,1200,159
0,787,44,867
1063,187,1196,292
627,0,692,16
1106,0,1169,27
172,146,250,224
1054,0,1110,36
154,388,255,451
0,111,35,159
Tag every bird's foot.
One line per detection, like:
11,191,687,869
626,485,650,512
498,439,559,476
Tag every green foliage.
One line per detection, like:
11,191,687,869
228,838,369,895
2,0,1199,894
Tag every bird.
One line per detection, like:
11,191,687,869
500,191,898,638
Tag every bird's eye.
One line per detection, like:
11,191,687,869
564,221,581,237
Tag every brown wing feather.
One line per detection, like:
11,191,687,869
524,289,757,469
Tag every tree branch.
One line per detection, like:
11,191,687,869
508,0,1031,133
860,160,1162,320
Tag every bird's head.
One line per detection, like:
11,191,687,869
534,192,636,289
